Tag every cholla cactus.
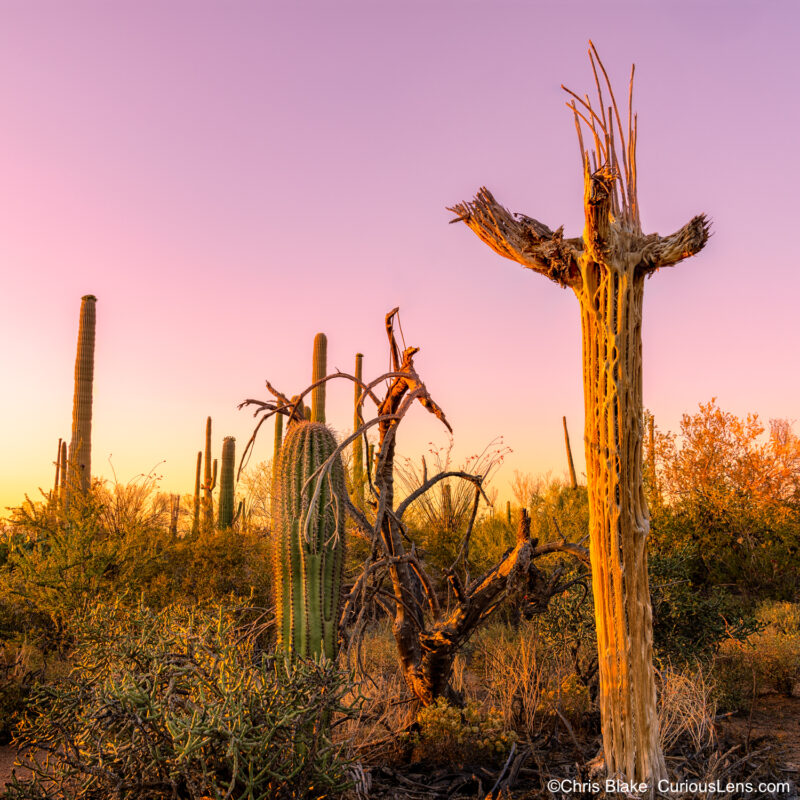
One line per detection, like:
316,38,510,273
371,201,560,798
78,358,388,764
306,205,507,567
271,421,346,659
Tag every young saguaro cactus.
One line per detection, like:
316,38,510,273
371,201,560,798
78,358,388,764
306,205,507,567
272,421,347,660
311,332,327,424
218,436,236,529
67,294,97,499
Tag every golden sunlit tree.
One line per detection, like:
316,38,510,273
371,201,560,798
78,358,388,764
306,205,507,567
449,44,710,785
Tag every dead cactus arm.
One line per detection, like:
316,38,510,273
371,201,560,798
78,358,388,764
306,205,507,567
447,187,583,288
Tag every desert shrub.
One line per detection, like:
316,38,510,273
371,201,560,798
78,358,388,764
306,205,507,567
657,665,716,754
756,599,800,634
474,624,547,739
648,543,758,664
712,601,800,711
0,479,273,730
405,698,515,767
467,514,516,576
395,437,511,575
474,620,595,744
650,402,800,601
1,480,271,640
535,582,598,701
3,600,359,800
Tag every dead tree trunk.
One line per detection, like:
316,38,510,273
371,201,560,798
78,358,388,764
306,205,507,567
448,44,709,785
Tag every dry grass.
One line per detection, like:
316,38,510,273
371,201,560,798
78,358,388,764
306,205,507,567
472,624,547,741
658,664,717,753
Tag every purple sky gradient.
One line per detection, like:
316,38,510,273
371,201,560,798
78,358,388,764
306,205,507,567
2,1,798,512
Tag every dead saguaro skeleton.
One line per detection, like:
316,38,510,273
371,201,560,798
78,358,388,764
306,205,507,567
449,44,709,785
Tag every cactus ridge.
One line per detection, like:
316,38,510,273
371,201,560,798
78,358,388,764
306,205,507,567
272,421,346,660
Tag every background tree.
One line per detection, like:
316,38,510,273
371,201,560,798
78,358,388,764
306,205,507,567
449,44,709,783
651,400,800,599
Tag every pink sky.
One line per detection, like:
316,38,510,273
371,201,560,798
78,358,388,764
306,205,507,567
1,2,798,512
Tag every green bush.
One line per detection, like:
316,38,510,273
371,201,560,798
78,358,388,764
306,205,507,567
0,481,273,732
648,544,758,664
712,601,800,711
3,600,359,800
405,698,515,767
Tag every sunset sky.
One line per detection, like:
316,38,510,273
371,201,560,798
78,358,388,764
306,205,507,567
1,1,798,513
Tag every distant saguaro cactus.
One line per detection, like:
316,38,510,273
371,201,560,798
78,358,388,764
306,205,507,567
218,436,236,529
311,333,327,423
192,451,202,536
201,417,217,533
53,438,63,503
67,294,97,500
563,416,578,489
272,421,347,659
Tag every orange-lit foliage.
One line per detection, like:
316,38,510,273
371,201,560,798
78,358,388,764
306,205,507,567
649,400,800,599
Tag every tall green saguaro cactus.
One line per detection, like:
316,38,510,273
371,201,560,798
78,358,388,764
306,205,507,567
218,436,236,529
202,417,217,533
311,332,327,423
272,421,347,659
352,353,364,500
67,294,97,499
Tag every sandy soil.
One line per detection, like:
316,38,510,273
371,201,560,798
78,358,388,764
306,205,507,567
719,694,800,773
0,746,18,789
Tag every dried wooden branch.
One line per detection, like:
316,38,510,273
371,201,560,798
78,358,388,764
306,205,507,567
447,187,583,288
636,214,712,273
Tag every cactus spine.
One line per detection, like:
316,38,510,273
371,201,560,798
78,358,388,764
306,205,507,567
352,353,364,500
67,294,97,500
272,421,347,659
218,436,236,529
311,332,327,423
201,417,217,532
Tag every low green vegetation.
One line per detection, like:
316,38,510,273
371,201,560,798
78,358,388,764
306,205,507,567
0,399,798,797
